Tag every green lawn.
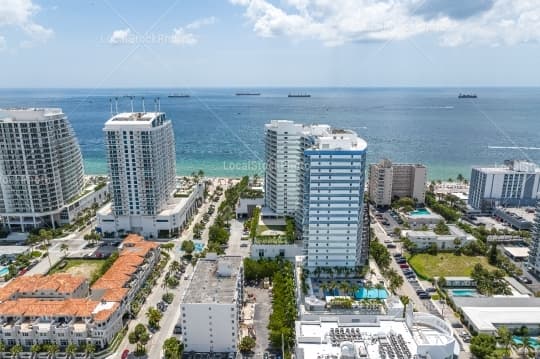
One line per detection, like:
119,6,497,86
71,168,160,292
48,258,107,280
407,253,496,279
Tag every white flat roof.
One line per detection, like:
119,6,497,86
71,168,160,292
297,319,418,359
462,306,540,332
503,246,529,258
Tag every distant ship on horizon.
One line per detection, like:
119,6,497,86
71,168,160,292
458,93,477,99
288,93,311,98
168,93,190,98
235,92,261,96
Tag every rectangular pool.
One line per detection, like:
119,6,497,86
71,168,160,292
451,289,478,297
409,208,431,216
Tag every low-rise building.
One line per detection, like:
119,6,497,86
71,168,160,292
403,208,444,228
493,207,533,230
404,225,475,250
0,234,158,350
452,297,540,335
295,305,456,359
96,182,204,239
180,255,243,353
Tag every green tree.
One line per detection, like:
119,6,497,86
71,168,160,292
162,337,184,359
84,342,96,357
488,243,498,265
146,307,163,329
60,243,69,257
470,334,496,359
181,240,195,254
129,323,150,355
66,343,77,358
46,343,59,357
30,344,41,354
497,326,512,358
434,221,450,235
239,336,256,353
10,344,22,358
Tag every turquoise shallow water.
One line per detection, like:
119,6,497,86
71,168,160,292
2,87,540,179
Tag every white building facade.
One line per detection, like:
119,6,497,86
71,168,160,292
180,256,243,353
301,130,368,269
468,160,540,211
97,112,203,239
264,120,308,217
0,108,85,230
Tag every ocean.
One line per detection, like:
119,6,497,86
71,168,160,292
1,87,540,180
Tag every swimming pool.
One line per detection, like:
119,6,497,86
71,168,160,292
194,242,205,253
0,266,9,276
513,336,540,349
355,288,388,300
451,289,478,297
409,208,431,216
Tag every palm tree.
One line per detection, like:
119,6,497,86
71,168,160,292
146,307,163,329
46,343,58,357
30,344,40,355
375,283,385,298
319,282,329,296
10,344,22,358
314,267,322,279
85,342,96,358
170,260,181,273
66,343,77,358
339,282,350,296
519,336,534,358
60,243,69,258
497,326,512,358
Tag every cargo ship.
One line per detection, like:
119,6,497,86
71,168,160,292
168,94,190,98
458,93,477,99
288,93,311,98
235,92,260,96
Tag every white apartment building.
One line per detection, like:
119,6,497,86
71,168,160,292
264,120,309,217
301,129,368,269
468,160,540,211
369,159,427,207
97,112,203,239
528,200,540,276
0,108,86,230
404,225,476,250
180,255,243,353
0,235,159,350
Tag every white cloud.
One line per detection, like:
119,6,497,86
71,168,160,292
186,16,217,30
230,0,540,47
170,27,197,45
0,0,53,45
170,16,217,46
109,28,133,45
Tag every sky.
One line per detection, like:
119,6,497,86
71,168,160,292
0,0,540,87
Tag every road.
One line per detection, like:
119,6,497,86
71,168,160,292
371,213,472,358
108,179,228,358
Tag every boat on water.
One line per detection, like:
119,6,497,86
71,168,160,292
235,92,260,96
168,94,190,98
458,93,477,99
288,93,311,98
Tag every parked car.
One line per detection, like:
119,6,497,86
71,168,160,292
240,243,248,248
386,244,396,249
399,264,409,269
121,350,129,359
426,287,436,293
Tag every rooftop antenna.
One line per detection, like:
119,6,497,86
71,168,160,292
157,97,161,112
114,97,119,114
109,98,113,116
130,96,134,112
141,97,145,113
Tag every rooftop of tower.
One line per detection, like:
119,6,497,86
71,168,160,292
104,112,168,129
0,108,64,122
